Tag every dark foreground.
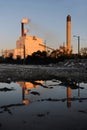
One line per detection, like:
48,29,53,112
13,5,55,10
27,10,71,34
0,79,87,130
0,63,87,83
0,61,87,130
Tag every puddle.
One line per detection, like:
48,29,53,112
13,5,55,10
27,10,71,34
0,80,87,130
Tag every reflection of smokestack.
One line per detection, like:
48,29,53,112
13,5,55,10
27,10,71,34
67,86,72,108
21,22,24,37
66,15,71,53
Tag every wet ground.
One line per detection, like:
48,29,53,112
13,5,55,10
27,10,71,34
0,79,87,130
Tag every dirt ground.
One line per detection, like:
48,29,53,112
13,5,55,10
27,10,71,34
0,59,87,83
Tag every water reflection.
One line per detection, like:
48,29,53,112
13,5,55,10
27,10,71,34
17,81,43,105
0,80,87,110
0,80,87,130
16,80,87,109
66,83,85,108
67,86,72,108
21,83,30,105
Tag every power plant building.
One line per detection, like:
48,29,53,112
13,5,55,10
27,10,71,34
14,35,45,59
4,18,46,59
4,35,46,59
3,15,72,58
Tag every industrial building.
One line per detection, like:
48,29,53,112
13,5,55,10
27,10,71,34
3,15,72,59
4,18,46,59
14,35,46,59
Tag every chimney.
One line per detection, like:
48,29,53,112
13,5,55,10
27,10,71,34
21,18,29,37
21,22,24,37
66,15,71,53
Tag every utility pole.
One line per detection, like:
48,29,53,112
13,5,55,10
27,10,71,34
73,35,80,55
23,44,25,64
78,36,80,55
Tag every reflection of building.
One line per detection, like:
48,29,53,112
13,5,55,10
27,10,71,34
21,84,30,105
17,81,43,105
67,86,72,108
18,81,43,90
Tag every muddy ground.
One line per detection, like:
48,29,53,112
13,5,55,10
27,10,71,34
0,59,87,83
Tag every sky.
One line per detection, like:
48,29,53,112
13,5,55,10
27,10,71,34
0,0,87,53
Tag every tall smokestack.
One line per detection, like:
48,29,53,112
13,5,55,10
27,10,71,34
66,15,71,53
21,22,24,37
21,18,29,37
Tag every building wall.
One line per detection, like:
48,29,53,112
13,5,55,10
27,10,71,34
14,35,46,59
4,35,46,59
4,49,14,58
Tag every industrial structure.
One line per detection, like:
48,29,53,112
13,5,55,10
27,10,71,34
51,14,72,57
4,18,48,59
66,15,71,53
3,15,72,59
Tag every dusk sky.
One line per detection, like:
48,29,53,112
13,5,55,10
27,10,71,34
0,0,87,53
